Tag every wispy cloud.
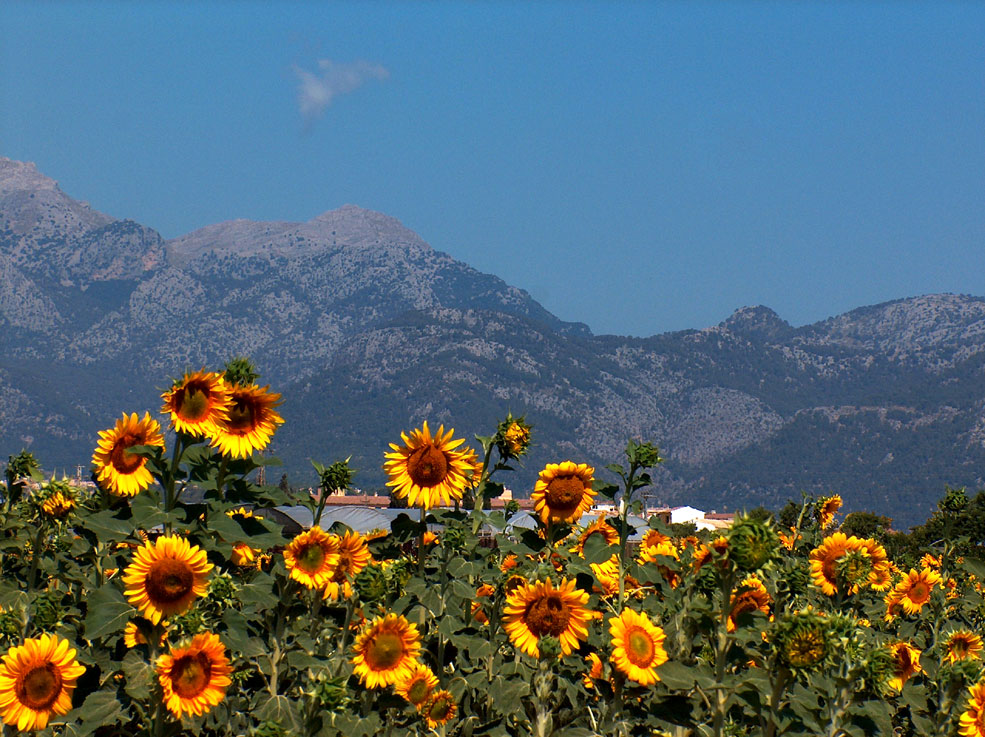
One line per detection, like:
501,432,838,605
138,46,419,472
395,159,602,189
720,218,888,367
293,58,389,126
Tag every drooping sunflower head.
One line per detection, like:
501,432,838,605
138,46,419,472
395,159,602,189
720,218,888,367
160,370,232,438
582,651,605,690
502,578,592,658
470,584,497,624
230,543,259,568
92,412,166,497
350,613,421,689
946,631,985,665
888,641,922,691
727,576,772,633
210,384,284,459
921,553,942,569
35,477,78,520
816,495,842,529
123,618,168,649
893,568,942,615
727,514,780,572
608,608,668,686
323,531,372,601
590,556,641,597
572,517,620,556
156,632,232,718
284,527,341,590
496,414,532,459
122,535,213,625
394,661,438,707
0,633,86,732
422,689,456,728
383,422,476,509
772,610,831,672
531,461,596,525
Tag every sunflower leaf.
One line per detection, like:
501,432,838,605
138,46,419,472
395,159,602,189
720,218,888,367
84,585,133,640
64,689,125,736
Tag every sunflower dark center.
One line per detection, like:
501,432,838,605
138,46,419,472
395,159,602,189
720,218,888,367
226,397,258,434
953,638,969,656
366,632,405,670
407,677,430,705
524,594,571,637
427,694,452,722
627,628,655,666
406,444,449,488
110,433,145,474
17,664,61,710
787,630,825,667
176,384,210,422
298,542,327,573
171,652,211,699
910,582,929,601
331,552,352,582
544,476,585,513
146,558,195,604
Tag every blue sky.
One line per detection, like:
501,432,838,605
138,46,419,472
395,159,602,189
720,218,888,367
2,1,983,336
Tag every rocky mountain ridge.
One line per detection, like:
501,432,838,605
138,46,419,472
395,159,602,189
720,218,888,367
1,156,983,527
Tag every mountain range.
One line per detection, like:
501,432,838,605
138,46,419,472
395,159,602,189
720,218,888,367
2,156,984,528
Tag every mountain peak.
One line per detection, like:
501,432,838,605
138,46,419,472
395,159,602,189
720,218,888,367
306,205,430,250
719,305,793,341
0,157,59,196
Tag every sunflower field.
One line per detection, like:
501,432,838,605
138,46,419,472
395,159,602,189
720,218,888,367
2,361,985,737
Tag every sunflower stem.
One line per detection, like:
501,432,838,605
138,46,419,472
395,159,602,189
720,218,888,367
418,505,427,575
25,525,46,596
335,597,356,677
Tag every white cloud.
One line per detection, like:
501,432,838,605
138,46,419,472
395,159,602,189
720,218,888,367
293,58,389,125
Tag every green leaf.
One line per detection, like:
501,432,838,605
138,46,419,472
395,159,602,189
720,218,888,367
63,689,124,737
83,585,133,640
656,660,696,690
80,508,135,541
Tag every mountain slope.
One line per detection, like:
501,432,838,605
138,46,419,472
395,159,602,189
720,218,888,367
1,156,983,527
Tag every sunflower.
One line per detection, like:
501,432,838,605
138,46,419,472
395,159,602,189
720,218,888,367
471,584,496,624
0,634,86,731
351,613,421,688
123,618,168,649
888,642,922,691
384,422,477,509
160,370,232,437
283,527,341,589
960,678,985,737
591,557,625,597
572,517,620,556
779,527,799,551
946,631,984,665
394,662,438,707
230,543,259,568
421,689,456,728
92,412,165,497
40,491,76,519
893,568,942,615
727,576,772,633
123,535,213,625
817,495,842,528
500,554,519,573
210,384,284,459
921,553,942,569
531,462,596,525
322,531,372,601
809,533,860,596
582,652,605,689
502,578,593,658
638,540,680,588
156,632,232,718
608,609,668,686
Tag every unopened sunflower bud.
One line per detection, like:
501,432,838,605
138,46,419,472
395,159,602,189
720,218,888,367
496,414,532,459
538,635,562,661
728,514,780,571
